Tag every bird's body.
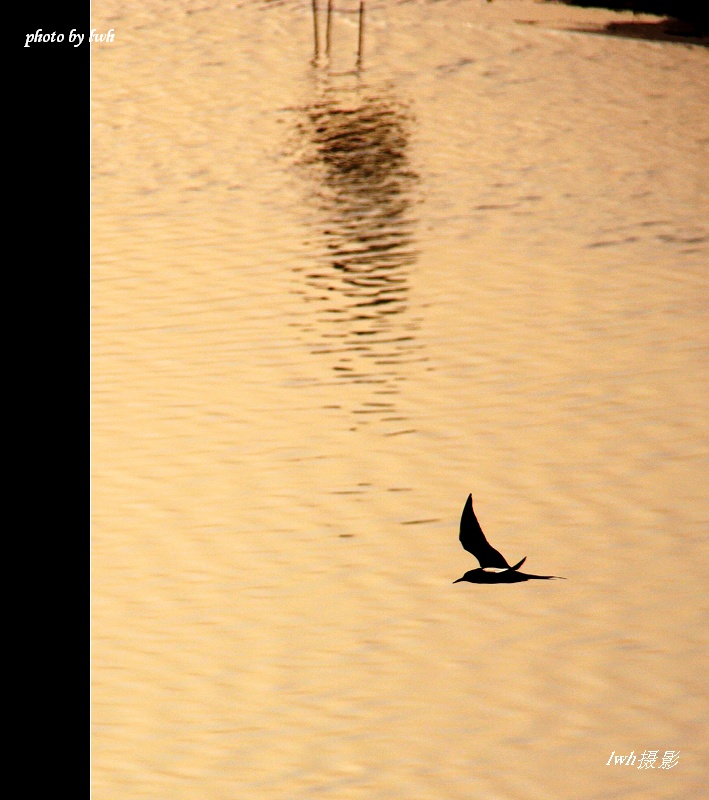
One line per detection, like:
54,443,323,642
454,567,557,584
453,494,563,584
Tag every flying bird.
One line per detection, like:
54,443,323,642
453,494,563,584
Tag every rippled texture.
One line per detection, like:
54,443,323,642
290,79,421,415
92,1,708,798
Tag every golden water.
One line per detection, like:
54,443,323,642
92,1,708,796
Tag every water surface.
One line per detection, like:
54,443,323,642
92,1,708,797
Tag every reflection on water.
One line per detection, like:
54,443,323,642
289,75,423,423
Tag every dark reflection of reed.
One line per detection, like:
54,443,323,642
290,78,422,423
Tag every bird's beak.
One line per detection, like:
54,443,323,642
452,577,464,583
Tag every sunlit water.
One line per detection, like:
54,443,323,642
92,1,708,797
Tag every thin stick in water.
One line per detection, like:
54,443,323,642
311,0,320,61
326,0,333,57
356,1,364,70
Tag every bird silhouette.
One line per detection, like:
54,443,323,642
453,494,564,584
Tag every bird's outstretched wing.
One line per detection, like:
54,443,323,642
459,494,510,569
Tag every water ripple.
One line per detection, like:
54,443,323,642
288,75,424,422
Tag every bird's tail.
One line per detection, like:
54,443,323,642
510,556,527,571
